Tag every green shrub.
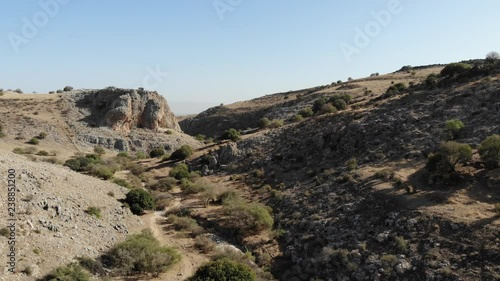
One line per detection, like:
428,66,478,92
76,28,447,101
85,206,102,219
189,258,255,281
0,228,8,237
88,164,114,180
293,114,304,122
13,147,37,155
129,164,146,176
312,98,327,114
425,74,439,89
222,128,241,142
169,163,190,180
385,82,407,96
14,89,23,94
135,151,148,160
94,146,106,155
113,179,132,189
76,256,105,276
194,235,216,254
167,215,203,234
258,117,270,128
149,177,177,192
28,138,40,145
103,229,180,277
117,152,129,158
479,134,500,169
195,134,206,141
299,107,314,118
56,89,63,94
268,119,284,128
328,94,352,110
180,178,205,194
444,119,465,140
319,104,337,115
426,141,472,181
440,63,472,77
374,169,395,181
332,98,347,110
42,263,90,281
171,145,193,160
149,147,166,158
126,189,155,215
38,132,48,139
346,157,357,170
63,86,74,91
224,201,274,236
64,154,103,172
36,150,50,156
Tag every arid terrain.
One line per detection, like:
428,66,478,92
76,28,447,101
0,59,499,280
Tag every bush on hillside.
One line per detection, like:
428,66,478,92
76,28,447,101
64,154,102,172
188,258,256,281
444,119,465,140
28,138,40,145
440,63,472,77
299,107,314,118
103,230,180,277
426,141,472,182
169,163,190,180
41,263,90,281
93,145,105,155
268,119,284,128
312,98,327,114
258,117,270,128
170,145,193,160
221,128,241,142
479,134,500,169
385,83,407,96
125,189,155,215
425,73,439,89
319,104,337,115
149,147,165,158
149,177,177,192
63,86,74,92
224,201,274,236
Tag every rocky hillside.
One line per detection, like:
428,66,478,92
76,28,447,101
67,88,180,133
0,152,142,280
179,66,441,138
0,88,201,156
190,62,500,280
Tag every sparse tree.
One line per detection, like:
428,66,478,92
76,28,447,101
486,51,500,63
479,134,500,169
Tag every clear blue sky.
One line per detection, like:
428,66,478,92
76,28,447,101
1,0,499,114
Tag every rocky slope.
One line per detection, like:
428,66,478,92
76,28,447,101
67,88,180,133
179,67,441,138
0,88,201,155
0,152,143,280
194,65,500,280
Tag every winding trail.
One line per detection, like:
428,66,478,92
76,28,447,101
143,191,208,281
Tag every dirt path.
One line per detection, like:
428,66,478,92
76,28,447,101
144,190,208,281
